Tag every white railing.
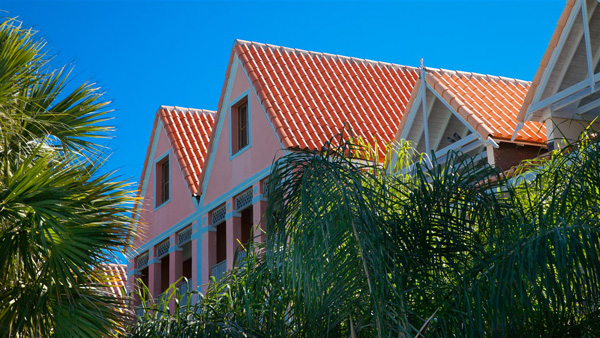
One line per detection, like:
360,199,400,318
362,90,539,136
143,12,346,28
211,260,227,281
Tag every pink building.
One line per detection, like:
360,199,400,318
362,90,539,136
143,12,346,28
126,40,548,305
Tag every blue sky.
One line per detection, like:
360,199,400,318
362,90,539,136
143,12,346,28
3,0,564,187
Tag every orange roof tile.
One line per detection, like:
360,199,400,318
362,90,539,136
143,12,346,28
233,40,420,158
101,263,127,299
426,69,547,144
159,106,215,195
517,0,577,122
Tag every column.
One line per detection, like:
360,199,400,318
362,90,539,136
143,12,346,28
226,199,242,270
168,234,182,312
147,248,161,299
191,221,201,294
253,182,268,242
201,219,216,287
127,260,141,307
168,234,183,286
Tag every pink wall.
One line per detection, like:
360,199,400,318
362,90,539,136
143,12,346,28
133,125,197,249
202,61,283,206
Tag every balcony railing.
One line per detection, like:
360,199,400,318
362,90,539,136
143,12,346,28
211,260,227,282
237,250,247,267
177,279,193,308
135,292,168,318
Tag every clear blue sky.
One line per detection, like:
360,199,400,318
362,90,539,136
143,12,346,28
3,0,564,187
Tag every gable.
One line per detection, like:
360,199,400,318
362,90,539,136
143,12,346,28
132,120,199,249
394,68,546,168
199,56,283,209
519,0,600,123
159,106,215,195
396,75,484,165
234,40,420,161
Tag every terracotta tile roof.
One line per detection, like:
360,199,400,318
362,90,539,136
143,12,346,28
234,40,420,158
517,0,577,122
102,263,127,299
159,106,216,195
426,69,547,144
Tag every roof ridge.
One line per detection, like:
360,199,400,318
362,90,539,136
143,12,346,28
234,39,419,71
425,67,531,86
159,105,216,115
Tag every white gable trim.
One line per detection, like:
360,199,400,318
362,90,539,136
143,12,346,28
399,88,424,140
530,0,582,110
424,82,482,141
582,0,596,91
525,0,600,121
420,67,430,152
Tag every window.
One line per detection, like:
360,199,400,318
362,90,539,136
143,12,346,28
238,103,248,150
231,98,249,154
156,156,169,207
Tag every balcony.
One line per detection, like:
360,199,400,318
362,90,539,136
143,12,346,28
177,279,194,308
237,249,247,267
211,260,227,282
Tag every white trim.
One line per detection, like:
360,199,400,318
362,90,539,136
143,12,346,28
432,133,480,162
408,89,435,153
470,150,488,164
485,137,499,149
553,25,585,96
581,0,596,91
529,77,592,113
550,83,599,111
554,1,597,96
420,68,430,152
593,43,600,71
486,144,496,167
431,104,454,150
530,0,583,109
425,82,481,139
576,97,600,115
399,90,424,140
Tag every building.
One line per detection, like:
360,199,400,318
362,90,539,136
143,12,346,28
393,67,547,171
517,0,600,146
126,37,548,304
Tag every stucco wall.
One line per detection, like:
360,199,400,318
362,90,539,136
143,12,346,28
202,61,283,207
133,124,197,249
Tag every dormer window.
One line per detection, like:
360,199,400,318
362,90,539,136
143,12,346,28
156,155,169,207
231,97,249,154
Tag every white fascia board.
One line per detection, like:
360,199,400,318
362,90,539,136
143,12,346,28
399,89,424,140
576,97,600,115
432,134,481,163
425,82,483,141
529,77,592,113
581,0,596,91
530,0,583,106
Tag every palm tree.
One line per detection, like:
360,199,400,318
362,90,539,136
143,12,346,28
0,18,136,337
130,128,600,337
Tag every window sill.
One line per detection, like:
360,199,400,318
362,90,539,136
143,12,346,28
230,144,251,160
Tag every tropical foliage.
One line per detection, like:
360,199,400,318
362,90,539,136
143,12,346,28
128,129,600,337
0,18,135,336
